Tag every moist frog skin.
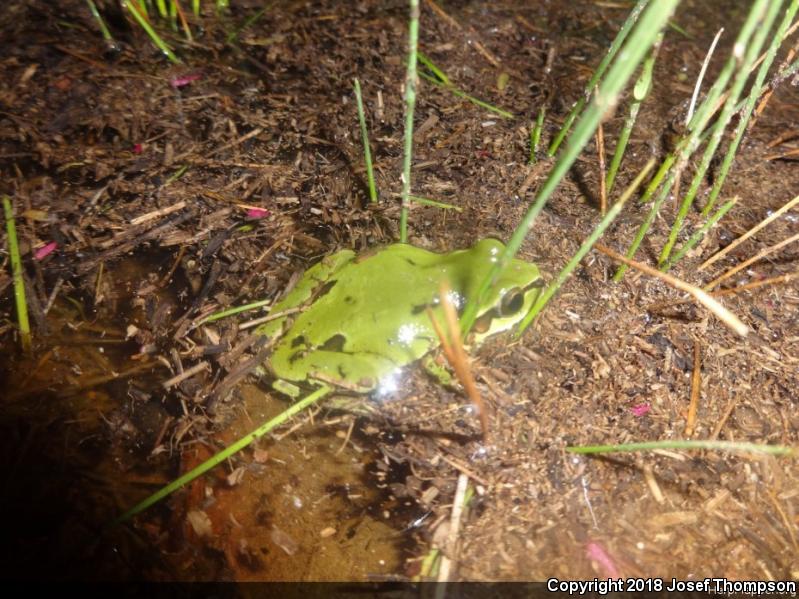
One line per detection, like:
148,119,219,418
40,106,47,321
257,238,544,396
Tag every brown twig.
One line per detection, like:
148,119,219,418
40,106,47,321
684,341,701,437
704,230,799,291
130,200,187,226
437,472,469,586
709,392,738,441
700,194,799,270
712,270,799,296
646,270,798,314
764,147,799,161
596,120,607,215
162,361,210,390
594,244,748,337
427,282,489,440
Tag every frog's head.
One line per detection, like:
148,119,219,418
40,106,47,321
470,242,544,344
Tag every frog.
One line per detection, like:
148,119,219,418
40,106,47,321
256,238,544,397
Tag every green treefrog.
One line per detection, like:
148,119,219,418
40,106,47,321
257,238,543,397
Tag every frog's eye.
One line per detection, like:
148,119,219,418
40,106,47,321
499,288,525,317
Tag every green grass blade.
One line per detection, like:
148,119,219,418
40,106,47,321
662,197,737,271
156,0,168,19
548,0,651,156
197,299,272,326
701,0,799,216
112,384,332,525
400,0,420,243
85,0,114,42
604,102,640,197
659,0,781,265
417,54,513,119
168,0,178,32
3,196,31,352
446,86,514,119
567,439,794,456
192,0,199,17
417,51,450,86
529,106,546,164
460,0,679,336
123,0,181,63
613,173,674,282
354,78,378,203
667,19,692,39
606,33,660,195
613,126,710,282
515,159,655,335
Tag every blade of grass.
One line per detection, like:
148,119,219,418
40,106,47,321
3,196,32,352
616,1,778,281
613,129,710,282
515,159,655,336
444,85,514,119
567,439,794,456
548,0,651,156
606,33,661,196
661,196,737,271
400,0,420,243
428,284,488,440
461,0,679,337
197,298,272,326
659,0,779,265
85,0,114,42
192,0,200,17
701,0,799,216
354,78,378,203
417,58,514,119
156,0,168,19
667,19,692,39
417,51,450,85
529,105,545,165
596,119,606,214
111,383,332,525
168,1,178,32
123,0,180,63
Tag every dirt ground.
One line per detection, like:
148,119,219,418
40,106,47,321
1,0,798,583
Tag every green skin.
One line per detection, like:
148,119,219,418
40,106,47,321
257,238,543,396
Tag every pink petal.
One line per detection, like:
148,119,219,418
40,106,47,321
585,541,620,578
133,143,143,154
246,208,269,219
630,403,650,417
34,241,58,260
170,73,203,88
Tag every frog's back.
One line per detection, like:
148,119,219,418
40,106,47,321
267,244,447,388
264,239,539,391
